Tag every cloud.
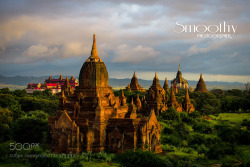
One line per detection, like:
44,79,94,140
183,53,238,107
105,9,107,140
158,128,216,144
0,0,249,79
113,44,160,63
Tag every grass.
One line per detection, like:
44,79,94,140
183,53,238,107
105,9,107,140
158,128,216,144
0,162,28,167
210,113,250,124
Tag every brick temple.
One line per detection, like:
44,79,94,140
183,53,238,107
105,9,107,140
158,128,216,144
48,35,162,153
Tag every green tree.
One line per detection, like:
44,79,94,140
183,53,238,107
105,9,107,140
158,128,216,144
10,117,48,144
0,94,24,120
160,107,181,121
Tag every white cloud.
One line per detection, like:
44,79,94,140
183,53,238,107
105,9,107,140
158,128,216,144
113,44,160,63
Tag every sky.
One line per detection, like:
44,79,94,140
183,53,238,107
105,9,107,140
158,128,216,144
0,0,250,83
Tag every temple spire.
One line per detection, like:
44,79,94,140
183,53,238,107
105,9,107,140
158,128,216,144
59,74,63,80
133,71,136,77
89,34,100,60
195,73,208,92
179,64,181,71
185,89,190,100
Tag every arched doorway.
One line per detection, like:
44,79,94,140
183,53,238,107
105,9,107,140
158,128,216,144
60,134,68,153
151,134,157,152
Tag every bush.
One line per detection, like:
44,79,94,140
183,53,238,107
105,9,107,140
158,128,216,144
114,150,169,167
193,121,213,134
69,158,82,167
160,107,180,121
29,156,63,167
10,117,48,144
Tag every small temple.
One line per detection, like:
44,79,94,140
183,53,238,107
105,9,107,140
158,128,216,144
126,71,145,92
48,34,162,154
163,77,170,93
195,74,208,92
182,90,195,113
167,86,182,112
171,64,188,89
26,75,78,94
146,73,167,116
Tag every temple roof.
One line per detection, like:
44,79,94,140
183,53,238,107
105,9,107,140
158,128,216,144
79,34,109,87
89,34,101,61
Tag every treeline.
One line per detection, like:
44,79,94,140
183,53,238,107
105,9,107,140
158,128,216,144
0,88,59,145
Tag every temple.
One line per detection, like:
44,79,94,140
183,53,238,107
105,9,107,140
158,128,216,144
163,77,170,93
167,86,182,112
126,71,145,92
171,64,188,89
48,34,162,154
195,74,208,92
182,90,195,113
26,75,78,94
146,73,167,116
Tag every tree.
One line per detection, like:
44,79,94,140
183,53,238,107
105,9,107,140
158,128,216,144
0,94,24,120
10,117,48,144
0,107,13,142
160,107,180,121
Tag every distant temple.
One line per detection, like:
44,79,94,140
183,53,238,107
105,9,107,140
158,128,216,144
126,71,145,92
171,64,188,89
146,73,167,116
26,75,78,94
167,86,182,112
182,90,195,113
163,77,170,93
195,74,208,92
48,34,162,154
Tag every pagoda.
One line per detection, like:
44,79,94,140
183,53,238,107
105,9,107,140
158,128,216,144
167,86,182,112
171,64,188,89
163,77,170,93
126,71,145,92
146,73,167,116
195,74,208,92
182,89,195,113
48,34,162,154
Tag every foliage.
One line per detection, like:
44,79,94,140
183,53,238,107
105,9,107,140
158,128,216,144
29,156,63,167
114,150,168,167
0,94,24,120
193,120,213,134
160,107,181,121
10,117,48,144
19,96,58,115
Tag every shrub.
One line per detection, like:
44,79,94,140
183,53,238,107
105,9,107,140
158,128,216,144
10,117,48,144
160,107,181,122
29,156,63,167
193,121,213,134
114,150,169,167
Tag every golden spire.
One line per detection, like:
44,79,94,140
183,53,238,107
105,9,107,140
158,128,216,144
179,64,181,71
59,74,63,80
200,73,203,79
89,34,100,60
185,89,190,100
155,72,158,78
136,94,141,108
131,98,134,105
121,90,124,96
133,71,136,77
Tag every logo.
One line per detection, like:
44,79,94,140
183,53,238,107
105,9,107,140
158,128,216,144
173,21,237,39
10,143,39,151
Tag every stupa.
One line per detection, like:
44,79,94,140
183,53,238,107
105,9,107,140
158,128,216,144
195,74,208,92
